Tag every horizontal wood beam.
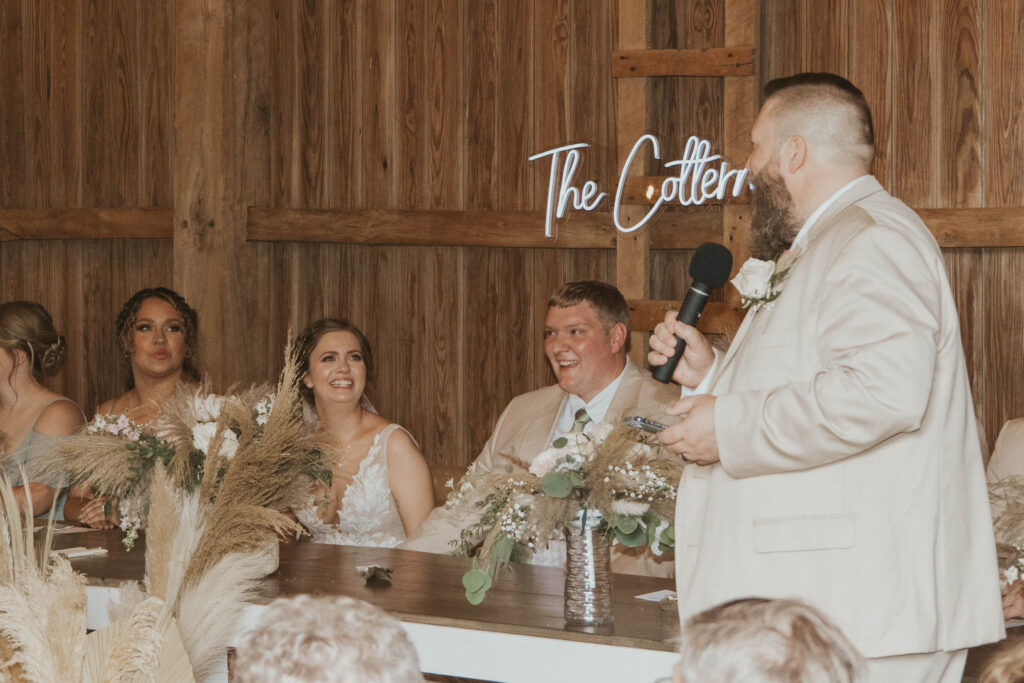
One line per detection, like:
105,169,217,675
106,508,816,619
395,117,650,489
0,206,1021,249
612,48,755,78
920,208,1024,247
0,208,173,240
247,207,722,249
629,299,745,334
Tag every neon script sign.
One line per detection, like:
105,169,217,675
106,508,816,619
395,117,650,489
528,134,750,237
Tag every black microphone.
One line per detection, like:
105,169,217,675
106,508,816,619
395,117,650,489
652,242,733,383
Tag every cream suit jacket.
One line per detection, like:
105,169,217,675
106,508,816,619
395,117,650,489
402,360,680,576
674,177,1004,657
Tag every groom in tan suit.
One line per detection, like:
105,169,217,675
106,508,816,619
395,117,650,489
403,280,679,576
651,73,1003,681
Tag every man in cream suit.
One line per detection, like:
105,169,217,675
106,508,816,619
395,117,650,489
650,73,1003,681
403,280,679,576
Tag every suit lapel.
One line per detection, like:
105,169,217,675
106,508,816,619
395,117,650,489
711,176,886,393
606,362,644,421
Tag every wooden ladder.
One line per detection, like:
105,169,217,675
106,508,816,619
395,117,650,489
612,0,760,362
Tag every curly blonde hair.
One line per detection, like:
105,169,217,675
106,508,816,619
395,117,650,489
233,595,421,682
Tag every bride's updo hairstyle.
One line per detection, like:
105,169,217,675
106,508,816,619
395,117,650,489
294,318,375,406
116,287,201,387
0,301,67,383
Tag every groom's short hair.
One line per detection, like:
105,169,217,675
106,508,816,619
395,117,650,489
547,280,631,346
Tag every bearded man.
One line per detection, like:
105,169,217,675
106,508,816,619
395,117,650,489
650,73,1003,682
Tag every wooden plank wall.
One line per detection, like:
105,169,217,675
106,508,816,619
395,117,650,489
0,2,174,410
0,0,1019,468
760,0,1024,447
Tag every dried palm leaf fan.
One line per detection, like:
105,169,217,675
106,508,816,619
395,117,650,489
107,342,331,681
0,472,86,682
82,597,194,683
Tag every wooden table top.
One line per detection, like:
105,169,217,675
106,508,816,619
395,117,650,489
54,529,680,652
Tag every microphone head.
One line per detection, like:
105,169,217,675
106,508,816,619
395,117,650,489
689,242,734,288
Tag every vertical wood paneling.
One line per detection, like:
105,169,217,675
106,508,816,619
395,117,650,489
464,1,497,210
496,1,532,211
53,0,82,207
804,0,848,75
296,0,327,208
891,0,937,207
81,1,140,207
759,0,800,82
22,1,50,207
327,0,363,210
140,1,170,208
269,1,297,206
396,0,424,209
533,0,570,206
983,1,1024,442
427,0,462,209
939,0,982,208
0,1,26,207
571,2,614,188
849,0,892,188
363,0,397,208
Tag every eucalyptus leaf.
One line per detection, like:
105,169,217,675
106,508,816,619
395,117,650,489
552,437,568,448
542,471,572,498
615,525,647,548
492,535,515,566
466,588,487,605
462,568,492,594
614,514,638,534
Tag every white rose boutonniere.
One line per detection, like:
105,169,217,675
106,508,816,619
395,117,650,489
731,248,801,312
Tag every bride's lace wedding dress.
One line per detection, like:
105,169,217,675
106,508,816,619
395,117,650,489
294,423,408,548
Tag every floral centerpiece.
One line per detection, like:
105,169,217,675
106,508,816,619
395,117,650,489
35,368,331,551
989,477,1024,613
445,419,684,605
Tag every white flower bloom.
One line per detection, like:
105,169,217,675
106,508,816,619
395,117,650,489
193,394,225,423
1005,565,1020,586
192,422,239,459
612,499,650,517
731,258,776,300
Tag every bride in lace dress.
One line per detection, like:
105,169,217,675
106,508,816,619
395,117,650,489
293,319,433,547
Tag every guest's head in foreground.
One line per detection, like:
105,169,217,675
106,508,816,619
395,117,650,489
115,287,200,390
672,597,865,683
747,72,874,260
233,595,423,683
545,280,630,403
0,301,84,515
980,639,1024,683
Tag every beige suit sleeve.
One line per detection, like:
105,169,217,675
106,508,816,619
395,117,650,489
717,223,942,478
400,403,514,553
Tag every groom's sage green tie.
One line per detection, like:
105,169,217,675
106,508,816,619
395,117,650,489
570,408,592,434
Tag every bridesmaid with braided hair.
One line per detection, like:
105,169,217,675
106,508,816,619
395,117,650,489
0,301,85,515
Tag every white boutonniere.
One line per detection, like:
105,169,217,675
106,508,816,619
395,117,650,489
731,248,801,312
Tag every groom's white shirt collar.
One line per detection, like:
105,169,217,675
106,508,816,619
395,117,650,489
791,174,871,249
555,357,632,436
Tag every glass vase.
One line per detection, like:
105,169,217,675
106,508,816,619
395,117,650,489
563,509,614,625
